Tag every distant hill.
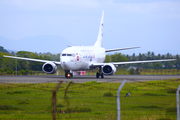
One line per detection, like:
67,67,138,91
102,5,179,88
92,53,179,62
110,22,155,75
0,46,9,53
0,35,73,54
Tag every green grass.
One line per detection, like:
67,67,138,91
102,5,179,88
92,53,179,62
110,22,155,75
0,79,180,119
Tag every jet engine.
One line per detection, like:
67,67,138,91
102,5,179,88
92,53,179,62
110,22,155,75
42,62,57,74
102,63,116,75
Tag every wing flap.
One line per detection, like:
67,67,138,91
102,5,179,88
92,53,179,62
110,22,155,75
3,55,61,65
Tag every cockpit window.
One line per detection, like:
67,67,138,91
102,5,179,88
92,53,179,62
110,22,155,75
62,54,75,57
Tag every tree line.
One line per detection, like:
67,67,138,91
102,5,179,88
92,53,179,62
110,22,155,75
0,46,57,74
105,52,180,69
0,46,180,75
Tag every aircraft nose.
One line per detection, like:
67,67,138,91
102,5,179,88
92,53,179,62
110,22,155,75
61,61,69,70
61,58,72,70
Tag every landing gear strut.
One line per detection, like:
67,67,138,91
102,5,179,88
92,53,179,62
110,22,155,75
65,70,73,79
96,67,104,78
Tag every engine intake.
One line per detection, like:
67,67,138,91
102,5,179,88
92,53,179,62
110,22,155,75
42,62,57,74
102,63,116,75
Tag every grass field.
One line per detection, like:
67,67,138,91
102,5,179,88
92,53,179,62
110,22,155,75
0,79,180,120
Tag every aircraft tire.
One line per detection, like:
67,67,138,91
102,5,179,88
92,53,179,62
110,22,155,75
96,72,99,78
65,73,67,78
70,73,73,79
101,73,104,78
70,73,73,78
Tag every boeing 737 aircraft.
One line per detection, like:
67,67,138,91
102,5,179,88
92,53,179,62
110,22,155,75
4,11,176,78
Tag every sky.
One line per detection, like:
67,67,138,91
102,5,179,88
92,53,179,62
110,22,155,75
0,0,180,55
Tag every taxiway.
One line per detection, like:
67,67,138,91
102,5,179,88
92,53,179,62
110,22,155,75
0,75,180,83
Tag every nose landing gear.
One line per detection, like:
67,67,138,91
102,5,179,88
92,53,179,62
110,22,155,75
65,70,73,79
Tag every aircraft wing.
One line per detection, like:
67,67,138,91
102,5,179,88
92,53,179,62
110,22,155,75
111,59,176,65
91,59,176,66
105,46,140,52
3,55,61,65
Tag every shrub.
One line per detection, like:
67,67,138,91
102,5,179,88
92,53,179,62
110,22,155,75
20,69,25,75
0,105,19,110
129,68,135,75
56,104,64,107
166,88,177,93
25,69,29,75
67,106,91,113
103,92,113,97
84,81,101,86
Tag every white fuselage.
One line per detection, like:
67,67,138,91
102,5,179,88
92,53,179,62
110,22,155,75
60,46,106,71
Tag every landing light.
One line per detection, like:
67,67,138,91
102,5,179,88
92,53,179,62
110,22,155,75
67,73,71,77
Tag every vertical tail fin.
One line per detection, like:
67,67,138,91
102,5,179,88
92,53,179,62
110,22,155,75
94,10,104,47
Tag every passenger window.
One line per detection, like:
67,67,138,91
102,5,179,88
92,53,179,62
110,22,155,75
67,54,72,56
62,54,66,56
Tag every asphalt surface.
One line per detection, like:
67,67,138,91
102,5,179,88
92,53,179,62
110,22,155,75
0,75,180,83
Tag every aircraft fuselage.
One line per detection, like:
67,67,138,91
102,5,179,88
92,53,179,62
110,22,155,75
60,46,106,71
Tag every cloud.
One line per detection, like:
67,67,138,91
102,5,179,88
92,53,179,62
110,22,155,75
3,0,100,10
2,0,180,15
104,1,180,14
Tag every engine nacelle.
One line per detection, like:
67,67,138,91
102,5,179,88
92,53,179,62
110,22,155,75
42,62,57,74
102,63,116,75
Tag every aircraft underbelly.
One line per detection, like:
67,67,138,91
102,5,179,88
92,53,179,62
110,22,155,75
74,61,88,70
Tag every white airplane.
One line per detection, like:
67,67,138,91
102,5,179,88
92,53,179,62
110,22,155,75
4,11,176,79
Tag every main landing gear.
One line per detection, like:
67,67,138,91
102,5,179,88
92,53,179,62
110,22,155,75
96,72,104,78
96,67,104,78
65,70,73,79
